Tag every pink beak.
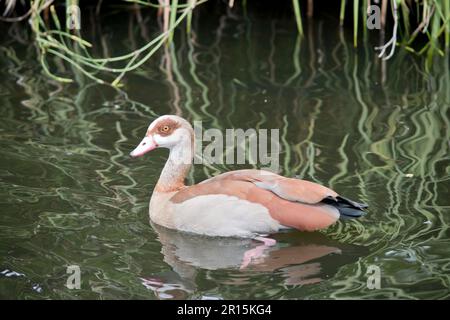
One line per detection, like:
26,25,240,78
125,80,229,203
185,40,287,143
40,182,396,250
130,136,158,158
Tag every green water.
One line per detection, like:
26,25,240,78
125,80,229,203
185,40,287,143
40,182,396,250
0,5,449,299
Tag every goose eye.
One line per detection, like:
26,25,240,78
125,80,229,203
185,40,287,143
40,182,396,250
161,125,170,133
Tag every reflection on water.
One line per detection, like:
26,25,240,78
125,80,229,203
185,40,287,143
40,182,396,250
141,224,366,299
0,3,449,299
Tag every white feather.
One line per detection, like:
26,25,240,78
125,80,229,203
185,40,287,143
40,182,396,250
171,195,282,238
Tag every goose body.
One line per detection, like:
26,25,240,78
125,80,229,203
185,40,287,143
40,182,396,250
131,115,367,239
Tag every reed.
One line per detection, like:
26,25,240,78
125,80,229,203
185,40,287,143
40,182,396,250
1,0,449,84
292,0,304,37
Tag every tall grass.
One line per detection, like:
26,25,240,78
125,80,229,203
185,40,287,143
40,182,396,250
1,0,449,84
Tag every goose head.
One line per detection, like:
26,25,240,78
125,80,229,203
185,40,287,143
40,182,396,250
130,115,194,158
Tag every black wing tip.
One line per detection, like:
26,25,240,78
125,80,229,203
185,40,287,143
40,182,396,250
322,196,368,219
336,196,369,209
338,207,367,220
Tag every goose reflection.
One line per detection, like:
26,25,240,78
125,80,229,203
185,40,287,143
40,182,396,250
141,223,366,299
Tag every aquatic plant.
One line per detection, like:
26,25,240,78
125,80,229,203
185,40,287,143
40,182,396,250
0,0,449,85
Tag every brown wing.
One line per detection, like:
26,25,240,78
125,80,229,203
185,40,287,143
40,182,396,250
200,169,338,204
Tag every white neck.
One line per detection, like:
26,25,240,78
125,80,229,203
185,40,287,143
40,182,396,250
156,135,193,192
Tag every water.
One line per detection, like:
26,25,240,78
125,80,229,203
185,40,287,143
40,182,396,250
0,4,449,299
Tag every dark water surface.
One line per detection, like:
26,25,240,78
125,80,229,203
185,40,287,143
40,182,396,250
0,5,449,299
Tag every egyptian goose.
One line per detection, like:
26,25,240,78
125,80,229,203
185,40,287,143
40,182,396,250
130,115,367,247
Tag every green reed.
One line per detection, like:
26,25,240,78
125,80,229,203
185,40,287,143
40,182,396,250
2,0,449,85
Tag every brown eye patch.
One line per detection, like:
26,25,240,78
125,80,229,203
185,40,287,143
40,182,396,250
146,118,181,137
158,124,172,135
159,125,170,132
